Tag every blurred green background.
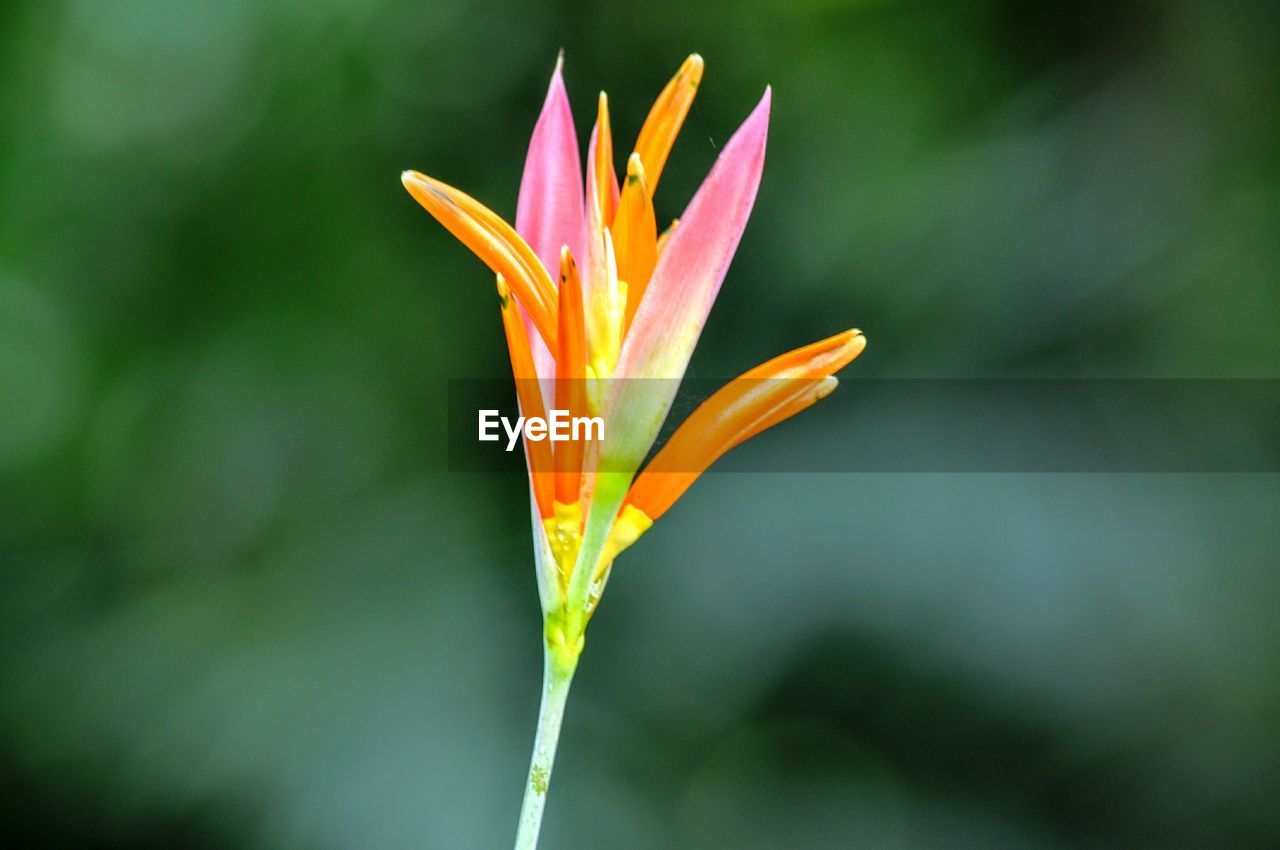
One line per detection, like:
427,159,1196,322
2,0,1278,847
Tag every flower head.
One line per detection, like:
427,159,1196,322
402,54,864,654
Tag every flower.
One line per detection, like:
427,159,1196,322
401,54,864,653
402,52,865,849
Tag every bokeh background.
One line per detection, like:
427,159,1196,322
2,1,1279,847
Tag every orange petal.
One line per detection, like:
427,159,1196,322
589,92,618,227
403,170,558,350
633,54,703,193
498,276,555,518
738,328,865,381
582,94,620,365
732,375,839,450
614,154,658,329
625,330,865,521
554,248,588,505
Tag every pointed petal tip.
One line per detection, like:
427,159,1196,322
836,329,867,362
520,50,585,272
805,328,865,361
401,170,440,200
742,86,771,125
559,243,578,269
401,169,448,201
727,86,771,150
401,169,436,191
542,53,571,106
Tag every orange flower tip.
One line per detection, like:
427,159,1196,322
830,331,867,369
401,170,449,204
681,53,704,85
625,153,645,184
496,281,520,310
815,375,839,400
558,244,579,279
823,328,866,359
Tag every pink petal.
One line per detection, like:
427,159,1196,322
517,55,585,272
602,88,771,469
516,56,585,387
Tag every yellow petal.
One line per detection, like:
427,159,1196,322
585,229,624,382
598,503,654,572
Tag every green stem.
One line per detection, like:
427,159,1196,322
564,471,629,626
514,645,578,850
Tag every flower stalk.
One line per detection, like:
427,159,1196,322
514,640,578,850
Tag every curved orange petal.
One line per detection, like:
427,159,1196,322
498,277,556,518
633,54,703,193
625,329,865,521
403,170,558,350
